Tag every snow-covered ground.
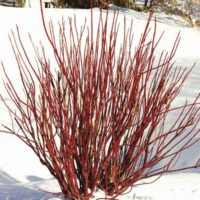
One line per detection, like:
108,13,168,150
0,5,200,200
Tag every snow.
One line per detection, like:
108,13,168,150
0,5,200,200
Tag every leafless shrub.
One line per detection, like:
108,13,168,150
1,1,200,199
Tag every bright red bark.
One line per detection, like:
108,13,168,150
1,1,200,199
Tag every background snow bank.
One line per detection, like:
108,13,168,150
0,6,200,200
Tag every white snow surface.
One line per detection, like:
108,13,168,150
0,6,200,200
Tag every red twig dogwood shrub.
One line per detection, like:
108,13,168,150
1,2,200,200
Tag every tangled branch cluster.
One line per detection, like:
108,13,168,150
1,2,200,200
